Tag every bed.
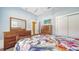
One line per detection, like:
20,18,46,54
14,35,57,51
13,23,79,51
56,36,79,51
14,34,79,51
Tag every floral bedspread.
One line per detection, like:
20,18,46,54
14,35,57,51
58,37,79,51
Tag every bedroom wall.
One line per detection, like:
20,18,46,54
0,8,3,49
0,8,2,40
0,7,39,49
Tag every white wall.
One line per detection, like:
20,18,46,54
0,9,2,40
0,40,4,49
1,7,38,31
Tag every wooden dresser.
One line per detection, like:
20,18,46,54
4,29,31,50
41,25,52,35
4,32,16,50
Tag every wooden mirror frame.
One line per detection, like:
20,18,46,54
10,17,26,31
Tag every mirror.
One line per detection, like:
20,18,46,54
10,17,26,30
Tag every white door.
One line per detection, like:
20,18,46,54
55,16,68,36
68,13,79,38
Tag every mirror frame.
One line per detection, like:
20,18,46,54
10,17,26,31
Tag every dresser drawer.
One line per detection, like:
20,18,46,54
4,41,16,50
4,32,16,50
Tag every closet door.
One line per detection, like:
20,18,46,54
55,16,68,36
68,13,79,38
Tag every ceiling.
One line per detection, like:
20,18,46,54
22,7,53,16
22,7,79,17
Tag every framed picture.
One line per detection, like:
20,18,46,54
44,19,51,24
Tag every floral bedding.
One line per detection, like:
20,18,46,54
57,36,79,51
14,35,57,51
14,35,79,51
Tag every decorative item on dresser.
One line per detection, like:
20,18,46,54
4,32,17,50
